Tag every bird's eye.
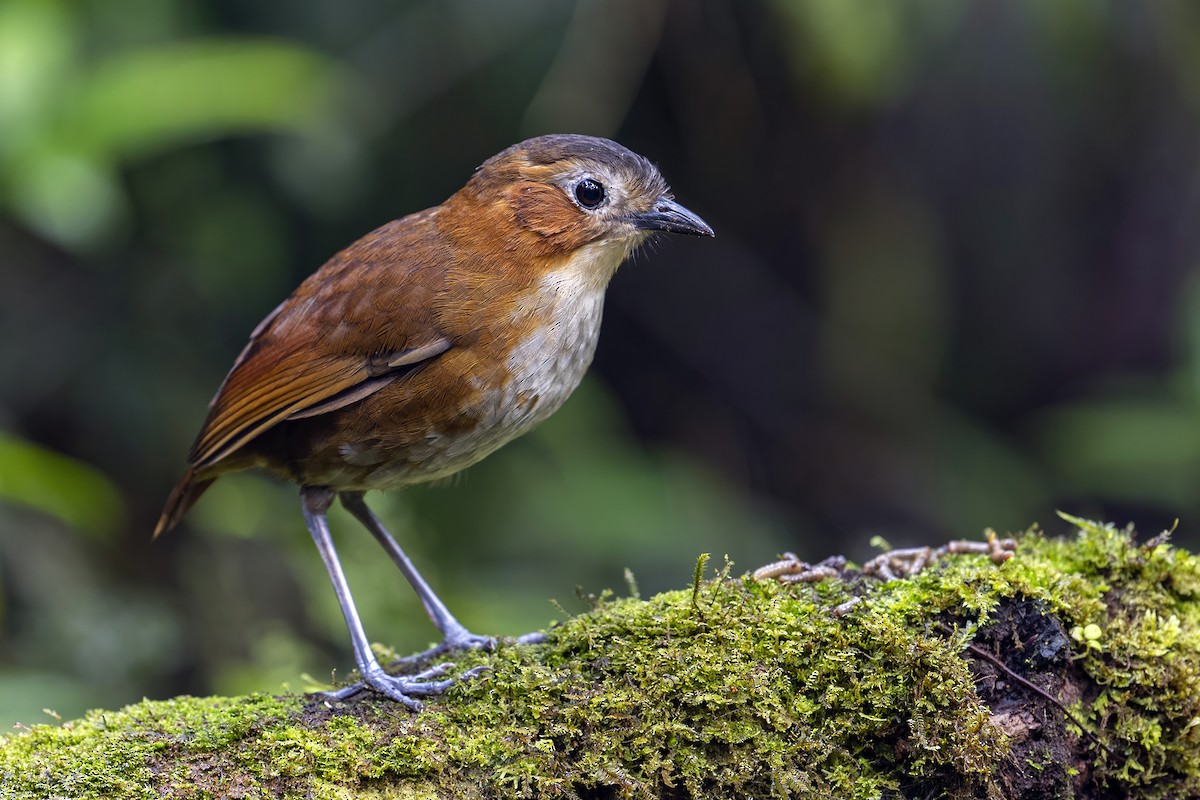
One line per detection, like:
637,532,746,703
574,178,606,209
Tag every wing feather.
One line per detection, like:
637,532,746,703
183,212,453,473
191,356,368,465
159,210,454,536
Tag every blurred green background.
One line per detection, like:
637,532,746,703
4,0,1200,727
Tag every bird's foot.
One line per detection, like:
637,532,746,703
322,662,459,710
322,631,546,707
443,626,497,652
392,627,546,668
388,626,496,669
438,620,548,650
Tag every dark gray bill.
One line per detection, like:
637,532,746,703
631,197,714,237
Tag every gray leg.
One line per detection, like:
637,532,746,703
339,491,493,653
301,486,454,709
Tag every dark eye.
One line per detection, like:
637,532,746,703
574,178,606,209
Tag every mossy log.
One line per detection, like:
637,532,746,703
3,519,1199,799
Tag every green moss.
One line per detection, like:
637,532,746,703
0,694,306,798
2,520,1199,798
1034,518,1200,791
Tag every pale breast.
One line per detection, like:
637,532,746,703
352,261,612,488
512,274,604,414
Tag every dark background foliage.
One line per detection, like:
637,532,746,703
3,0,1200,726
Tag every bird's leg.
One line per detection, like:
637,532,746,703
338,491,494,654
300,485,455,709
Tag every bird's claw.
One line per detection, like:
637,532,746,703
386,630,495,669
321,662,455,709
321,660,492,708
459,664,492,680
387,627,544,672
410,661,455,682
322,631,544,706
442,626,497,652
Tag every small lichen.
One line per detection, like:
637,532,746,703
1,520,1198,799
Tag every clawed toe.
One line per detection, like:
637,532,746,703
410,661,455,682
444,630,496,651
388,631,495,669
320,660,491,708
459,664,492,680
322,668,454,710
320,632,544,707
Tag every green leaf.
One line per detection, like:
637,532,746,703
0,431,124,538
66,38,350,160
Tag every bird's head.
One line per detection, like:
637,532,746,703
446,135,713,286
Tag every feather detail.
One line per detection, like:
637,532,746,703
190,339,451,468
152,467,213,539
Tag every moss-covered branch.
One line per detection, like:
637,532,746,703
3,520,1199,799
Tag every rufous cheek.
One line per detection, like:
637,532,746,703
510,182,595,249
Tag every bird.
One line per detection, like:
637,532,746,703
153,134,714,709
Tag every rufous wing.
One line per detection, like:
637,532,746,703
189,337,450,467
155,213,453,537
187,213,452,470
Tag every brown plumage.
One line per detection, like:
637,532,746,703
155,134,713,708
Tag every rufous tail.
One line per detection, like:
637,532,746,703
153,467,215,539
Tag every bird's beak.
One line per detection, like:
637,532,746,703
630,197,715,238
